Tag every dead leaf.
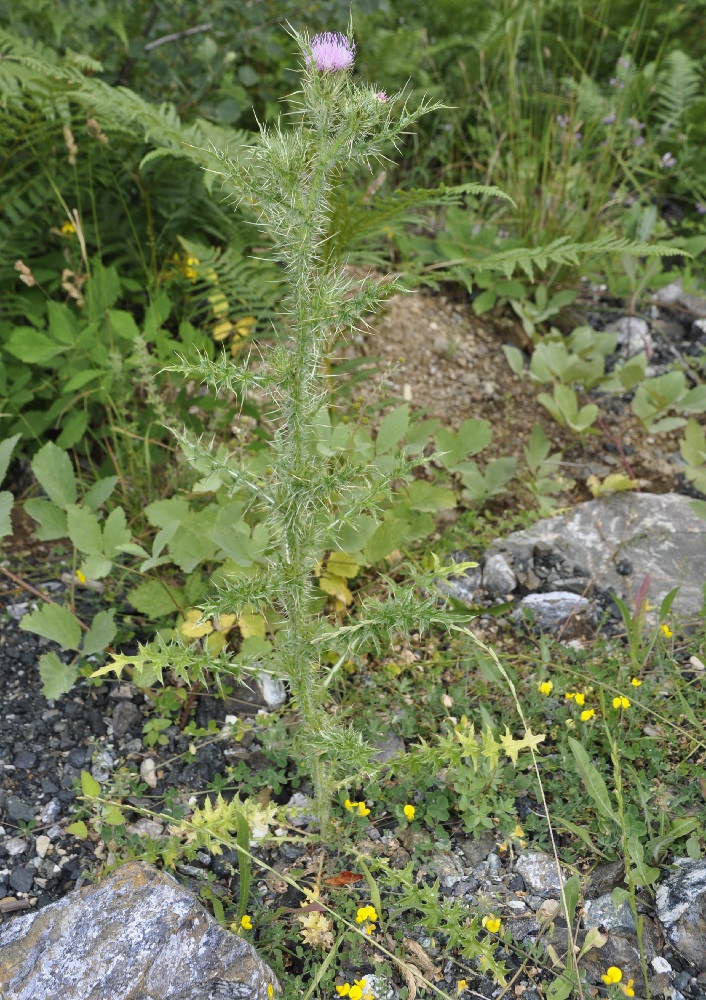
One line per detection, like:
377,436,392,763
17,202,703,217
325,870,364,887
402,938,440,978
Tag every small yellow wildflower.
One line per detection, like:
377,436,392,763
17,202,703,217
539,681,553,696
601,967,623,985
61,221,75,236
213,320,234,342
356,905,378,924
457,981,468,994
76,569,86,584
240,914,252,930
620,980,635,997
349,987,363,1000
631,677,642,687
574,692,585,707
565,691,576,700
357,802,371,817
612,696,631,710
580,709,596,721
660,623,673,638
336,987,350,997
344,799,356,811
268,986,274,1000
482,915,502,934
403,804,416,821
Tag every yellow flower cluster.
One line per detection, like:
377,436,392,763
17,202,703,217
600,966,634,995
403,803,415,821
539,681,553,696
565,691,585,706
355,904,379,935
612,696,631,709
345,798,371,817
336,979,373,1000
481,914,502,934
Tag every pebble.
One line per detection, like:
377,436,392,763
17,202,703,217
39,798,62,825
515,852,566,898
8,866,34,893
5,796,36,822
482,553,517,596
5,837,28,857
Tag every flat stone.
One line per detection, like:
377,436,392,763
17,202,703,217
5,796,36,822
428,852,465,888
5,837,28,857
606,316,653,357
656,857,706,971
0,861,276,1000
487,493,706,623
583,892,636,932
514,851,566,898
655,278,706,317
512,591,593,631
8,866,35,893
112,699,143,739
39,797,62,824
585,859,625,899
458,831,496,868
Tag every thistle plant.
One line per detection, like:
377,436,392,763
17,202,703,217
147,28,449,825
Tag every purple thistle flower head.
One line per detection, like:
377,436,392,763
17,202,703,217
696,202,706,216
660,151,676,168
376,90,388,102
307,32,355,73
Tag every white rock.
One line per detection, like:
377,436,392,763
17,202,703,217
140,757,158,789
34,836,51,859
5,837,28,857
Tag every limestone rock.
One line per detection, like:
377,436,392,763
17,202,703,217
0,861,277,1000
512,591,593,631
606,316,653,358
583,892,636,932
514,851,566,899
481,553,517,596
487,493,706,622
656,857,706,970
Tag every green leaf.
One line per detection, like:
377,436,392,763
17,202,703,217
66,820,88,839
503,345,525,377
80,555,113,580
363,515,410,563
66,504,104,556
31,442,77,509
21,603,82,651
38,651,78,700
108,309,140,341
562,873,581,925
56,409,89,449
0,434,21,486
5,329,69,364
0,492,12,539
127,579,183,618
83,477,119,511
647,817,700,861
376,404,410,455
81,770,102,797
568,737,617,825
404,480,456,513
82,610,117,657
104,805,126,826
436,419,492,468
24,499,68,540
102,507,131,557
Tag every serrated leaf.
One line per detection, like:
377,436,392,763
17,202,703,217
21,603,82,651
326,551,360,579
83,476,119,511
404,480,456,513
66,504,104,555
127,579,183,617
363,515,410,563
0,434,21,485
82,610,117,657
80,555,113,580
38,651,78,699
31,442,77,508
499,727,546,764
102,507,131,557
56,409,89,449
23,498,68,540
568,737,617,825
238,612,266,638
81,770,102,797
376,404,410,454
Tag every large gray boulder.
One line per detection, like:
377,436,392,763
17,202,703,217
656,857,706,971
0,861,276,1000
486,493,706,622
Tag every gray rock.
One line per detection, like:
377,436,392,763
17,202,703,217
488,493,706,623
656,857,706,970
458,831,496,868
9,865,35,893
514,851,566,898
606,316,653,357
655,278,706,317
482,553,517,596
512,591,593,631
0,861,276,1000
5,837,28,857
112,699,143,739
428,852,465,889
5,796,36,822
373,732,405,762
581,916,661,986
486,853,502,876
585,859,625,899
583,892,636,932
39,797,62,825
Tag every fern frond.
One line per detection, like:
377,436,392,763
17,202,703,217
656,50,702,132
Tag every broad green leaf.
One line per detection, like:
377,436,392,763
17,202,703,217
127,579,183,617
83,476,119,511
81,770,102,797
325,551,359,578
24,499,68,540
63,370,104,393
56,409,89,449
503,345,525,377
66,820,88,839
0,492,12,539
108,308,140,341
0,434,21,485
21,603,82,651
648,817,700,861
102,507,131,557
38,651,78,700
104,805,126,826
562,873,581,925
568,737,617,825
31,442,77,508
5,329,69,364
82,610,117,657
80,555,114,580
66,504,103,556
404,480,456,513
376,404,410,455
363,515,410,563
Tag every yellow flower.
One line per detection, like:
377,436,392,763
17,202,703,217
612,696,631,709
539,681,553,696
457,981,468,994
565,691,576,700
580,709,596,721
61,221,76,236
213,320,234,342
574,692,585,706
403,804,415,821
336,986,350,997
660,624,673,638
240,914,252,930
345,799,356,811
357,802,371,817
601,967,622,985
620,980,635,997
76,569,86,584
356,905,378,923
349,988,363,1000
631,677,642,687
268,987,274,1000
482,915,502,933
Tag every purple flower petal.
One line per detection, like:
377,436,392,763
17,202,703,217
307,32,355,73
